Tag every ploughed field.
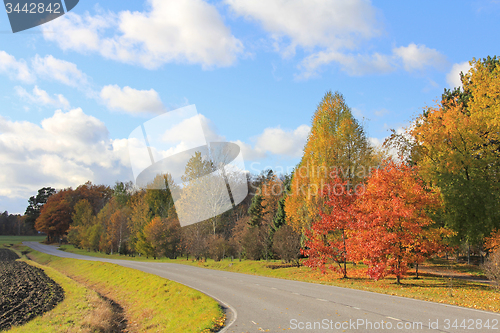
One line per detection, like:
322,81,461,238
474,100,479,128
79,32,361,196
0,249,64,331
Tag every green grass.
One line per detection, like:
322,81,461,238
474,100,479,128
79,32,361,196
1,237,225,332
426,257,487,277
0,235,45,246
8,257,112,333
24,249,224,333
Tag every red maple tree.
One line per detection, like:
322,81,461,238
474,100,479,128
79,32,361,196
303,175,361,278
355,160,443,284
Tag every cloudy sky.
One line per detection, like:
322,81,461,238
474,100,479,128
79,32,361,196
0,0,498,214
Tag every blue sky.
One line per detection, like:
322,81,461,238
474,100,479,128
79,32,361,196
0,0,499,214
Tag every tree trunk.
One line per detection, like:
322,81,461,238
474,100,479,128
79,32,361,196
118,223,123,255
342,229,347,278
396,257,401,284
467,242,471,265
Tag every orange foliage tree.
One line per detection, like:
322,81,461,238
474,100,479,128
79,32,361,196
355,160,444,284
485,229,500,252
302,175,361,278
72,181,113,215
285,91,375,234
35,189,73,243
106,205,130,254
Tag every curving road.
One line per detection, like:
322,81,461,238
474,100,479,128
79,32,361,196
24,242,500,333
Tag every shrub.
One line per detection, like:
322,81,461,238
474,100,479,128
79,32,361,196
482,249,500,288
272,225,301,265
241,227,263,260
208,235,230,261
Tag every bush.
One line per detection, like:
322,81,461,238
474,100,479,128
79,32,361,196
182,222,209,261
241,227,263,260
482,249,500,288
208,235,230,261
272,225,301,265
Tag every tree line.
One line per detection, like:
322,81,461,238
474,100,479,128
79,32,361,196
21,56,500,283
0,211,34,236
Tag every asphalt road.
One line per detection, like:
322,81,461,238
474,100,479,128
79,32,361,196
24,242,500,333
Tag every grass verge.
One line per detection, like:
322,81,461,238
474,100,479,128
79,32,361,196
25,249,224,333
0,235,45,246
2,237,225,333
7,257,118,333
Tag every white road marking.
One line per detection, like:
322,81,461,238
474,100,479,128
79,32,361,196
387,316,401,321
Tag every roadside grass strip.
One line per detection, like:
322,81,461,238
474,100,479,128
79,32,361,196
2,240,225,333
8,259,116,333
26,250,225,333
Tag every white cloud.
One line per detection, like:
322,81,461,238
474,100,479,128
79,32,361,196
0,51,35,83
0,109,131,200
255,125,310,157
298,50,394,78
227,2,447,79
100,85,165,115
141,114,310,162
236,124,310,160
32,54,89,88
446,61,472,88
392,43,448,72
369,137,384,148
41,12,113,53
0,52,92,91
0,105,310,203
155,113,224,154
42,0,244,69
369,136,398,159
198,114,226,143
15,86,70,110
41,108,109,146
231,139,266,161
226,0,380,56
298,43,448,78
226,0,395,78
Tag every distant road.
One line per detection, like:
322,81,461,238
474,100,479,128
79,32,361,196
25,242,500,333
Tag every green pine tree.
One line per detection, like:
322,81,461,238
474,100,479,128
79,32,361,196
248,194,264,227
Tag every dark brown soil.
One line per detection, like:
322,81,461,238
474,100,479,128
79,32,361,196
0,248,64,331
